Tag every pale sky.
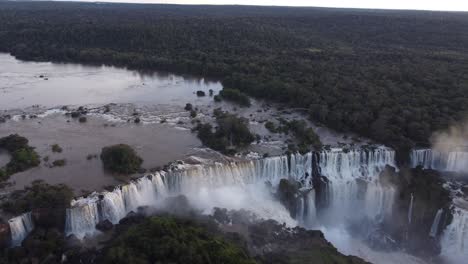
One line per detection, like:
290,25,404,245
72,0,468,12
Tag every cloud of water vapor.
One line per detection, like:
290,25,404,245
431,119,468,152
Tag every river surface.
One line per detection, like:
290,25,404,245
1,53,406,264
0,53,222,110
0,53,227,193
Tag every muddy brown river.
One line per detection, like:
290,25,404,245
0,53,225,193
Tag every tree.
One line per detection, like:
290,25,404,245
100,144,143,174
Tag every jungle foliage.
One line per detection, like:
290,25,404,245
1,180,74,215
104,216,256,264
0,2,467,160
195,110,255,154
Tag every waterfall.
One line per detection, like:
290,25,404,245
318,147,396,223
429,209,443,238
65,173,168,238
290,152,313,187
65,152,316,238
365,181,396,222
411,149,468,173
408,194,414,225
440,207,468,263
295,190,316,228
8,147,397,245
8,212,34,247
446,152,468,173
319,147,395,181
296,196,305,222
303,190,316,227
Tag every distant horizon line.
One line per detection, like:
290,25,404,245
6,0,468,13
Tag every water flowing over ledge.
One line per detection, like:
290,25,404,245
411,149,468,174
410,148,468,262
8,212,34,247
440,206,468,263
5,147,397,243
8,145,466,263
63,146,397,238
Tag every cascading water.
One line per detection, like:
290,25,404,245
6,147,402,262
296,190,316,228
64,152,312,238
411,149,468,173
440,206,468,263
289,152,313,187
318,147,396,223
66,147,396,237
65,172,168,238
8,212,34,247
408,193,414,225
429,208,443,238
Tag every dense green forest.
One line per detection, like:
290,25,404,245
1,2,467,161
104,217,256,264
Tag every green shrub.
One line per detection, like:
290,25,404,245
100,144,143,174
273,120,322,151
52,159,66,167
0,169,6,181
1,180,73,215
0,134,29,152
6,147,40,174
195,112,254,154
219,89,251,107
104,217,256,264
264,121,276,133
51,144,63,153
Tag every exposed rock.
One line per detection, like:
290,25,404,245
214,209,368,264
118,211,145,226
184,103,193,111
96,220,113,232
0,222,11,248
70,112,81,118
276,178,300,217
64,234,81,250
461,185,468,195
379,166,452,257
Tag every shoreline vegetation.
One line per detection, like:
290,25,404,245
0,2,466,264
1,2,467,164
0,134,40,182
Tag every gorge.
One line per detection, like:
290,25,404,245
4,146,467,263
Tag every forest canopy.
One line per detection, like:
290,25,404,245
0,2,467,160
